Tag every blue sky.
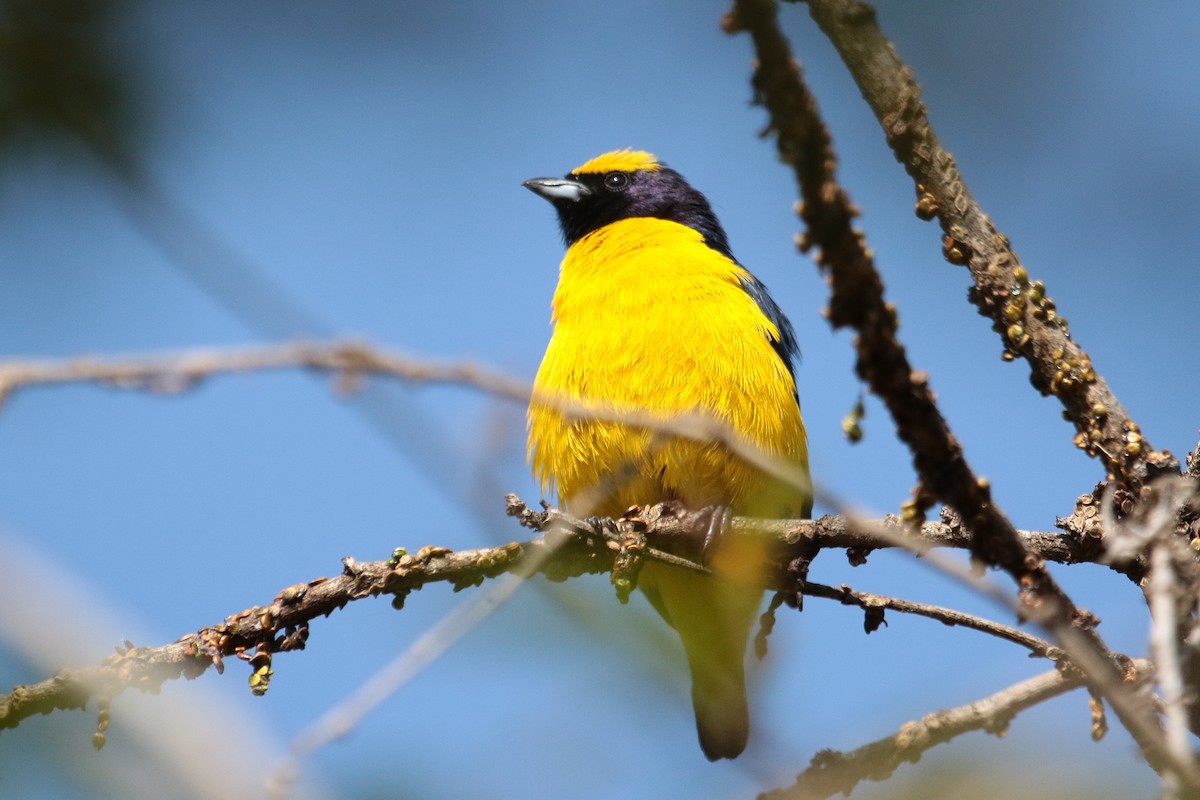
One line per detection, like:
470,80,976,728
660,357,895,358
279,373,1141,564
2,2,1198,798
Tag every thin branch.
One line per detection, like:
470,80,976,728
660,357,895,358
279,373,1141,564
1150,543,1193,796
559,503,1117,573
269,570,533,799
761,662,1151,800
0,341,817,501
801,580,1062,661
798,0,1177,489
0,343,1149,578
0,341,530,407
1113,476,1200,789
724,0,1192,785
745,508,1134,577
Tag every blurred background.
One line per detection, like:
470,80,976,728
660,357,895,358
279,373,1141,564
1,1,1197,798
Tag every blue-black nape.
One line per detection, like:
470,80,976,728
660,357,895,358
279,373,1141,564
625,166,735,260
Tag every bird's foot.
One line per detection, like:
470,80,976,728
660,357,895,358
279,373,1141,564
694,504,733,566
582,515,620,536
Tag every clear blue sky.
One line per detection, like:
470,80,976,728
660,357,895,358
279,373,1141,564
2,2,1197,798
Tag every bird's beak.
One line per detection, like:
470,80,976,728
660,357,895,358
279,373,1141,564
523,177,591,203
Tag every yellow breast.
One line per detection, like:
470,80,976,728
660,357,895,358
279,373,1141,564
528,217,809,521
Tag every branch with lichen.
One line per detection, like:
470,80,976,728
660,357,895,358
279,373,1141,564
724,0,1195,786
0,538,549,740
796,0,1178,491
0,495,1115,741
761,662,1150,800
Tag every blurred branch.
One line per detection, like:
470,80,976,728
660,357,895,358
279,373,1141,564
269,571,536,799
0,339,801,500
761,661,1151,800
0,332,1143,576
0,340,1167,763
1106,476,1200,784
0,340,529,407
0,338,1152,578
724,0,1195,786
798,0,1178,490
106,161,529,538
1150,542,1193,794
0,341,1161,577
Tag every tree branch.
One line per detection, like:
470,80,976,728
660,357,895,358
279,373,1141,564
800,580,1062,661
737,508,1135,576
0,537,562,735
724,0,1194,785
798,0,1177,489
0,497,1102,737
761,662,1150,800
0,341,531,408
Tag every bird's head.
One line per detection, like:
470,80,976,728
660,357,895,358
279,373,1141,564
523,149,731,256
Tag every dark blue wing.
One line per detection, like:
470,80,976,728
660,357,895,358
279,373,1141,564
738,272,800,385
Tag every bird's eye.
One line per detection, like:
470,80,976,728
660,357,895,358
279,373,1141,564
603,171,630,191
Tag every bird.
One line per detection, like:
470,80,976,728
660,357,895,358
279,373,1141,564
523,149,811,760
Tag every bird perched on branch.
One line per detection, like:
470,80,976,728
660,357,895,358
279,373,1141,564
524,149,811,760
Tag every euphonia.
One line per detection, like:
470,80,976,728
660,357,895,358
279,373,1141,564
524,149,811,760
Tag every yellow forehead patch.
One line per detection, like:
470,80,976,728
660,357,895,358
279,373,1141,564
571,149,661,176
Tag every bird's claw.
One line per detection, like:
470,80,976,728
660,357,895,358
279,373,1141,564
583,515,620,536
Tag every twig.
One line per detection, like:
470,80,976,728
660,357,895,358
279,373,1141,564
801,580,1062,661
0,341,531,407
724,0,1191,785
761,661,1151,800
0,341,816,499
1150,543,1193,798
268,572,531,798
1115,477,1200,791
735,512,1082,565
798,0,1177,489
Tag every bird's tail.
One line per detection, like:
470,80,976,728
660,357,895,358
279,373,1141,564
639,559,763,761
687,633,751,761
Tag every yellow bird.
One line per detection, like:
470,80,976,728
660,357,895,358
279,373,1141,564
524,149,811,760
